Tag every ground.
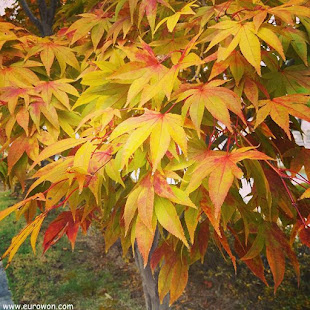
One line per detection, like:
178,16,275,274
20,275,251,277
0,190,310,310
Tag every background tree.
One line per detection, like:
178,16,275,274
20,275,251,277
0,1,310,309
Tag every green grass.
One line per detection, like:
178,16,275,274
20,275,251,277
0,191,144,310
0,191,20,255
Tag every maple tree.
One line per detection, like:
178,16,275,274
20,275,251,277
0,0,310,309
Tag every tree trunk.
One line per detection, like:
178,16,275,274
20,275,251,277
19,0,57,37
134,230,171,310
40,21,53,36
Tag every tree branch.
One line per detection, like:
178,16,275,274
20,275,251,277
48,0,58,26
37,0,48,22
19,0,56,36
18,0,43,35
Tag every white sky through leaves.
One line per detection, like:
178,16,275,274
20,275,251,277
0,0,15,16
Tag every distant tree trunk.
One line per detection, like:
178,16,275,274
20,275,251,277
134,229,171,310
19,0,58,36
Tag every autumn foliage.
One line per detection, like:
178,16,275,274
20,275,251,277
1,0,310,305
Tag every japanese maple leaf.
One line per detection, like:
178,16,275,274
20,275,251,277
186,147,271,218
0,21,19,33
26,38,80,76
7,134,39,173
244,222,300,292
29,96,59,131
250,0,310,29
124,172,194,263
0,27,19,52
0,86,32,114
109,40,169,107
43,210,91,253
73,72,130,111
111,39,202,107
287,147,310,179
66,11,111,48
206,21,285,75
280,27,308,65
263,65,310,96
234,232,268,286
0,64,39,88
154,1,197,33
125,171,195,232
255,94,310,138
208,51,246,85
138,0,173,33
177,80,245,134
2,212,47,264
110,109,187,171
208,51,269,106
35,79,79,109
106,12,132,44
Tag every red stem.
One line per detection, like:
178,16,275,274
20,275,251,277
280,178,306,226
231,5,263,19
226,136,231,153
165,101,179,114
51,186,79,210
279,168,310,185
236,127,307,226
215,0,233,21
41,179,67,196
208,118,217,150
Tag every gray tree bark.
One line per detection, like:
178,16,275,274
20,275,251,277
134,229,171,310
19,0,58,36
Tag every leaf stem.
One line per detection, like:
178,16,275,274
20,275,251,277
215,0,233,21
280,178,306,226
165,101,179,114
235,126,307,226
